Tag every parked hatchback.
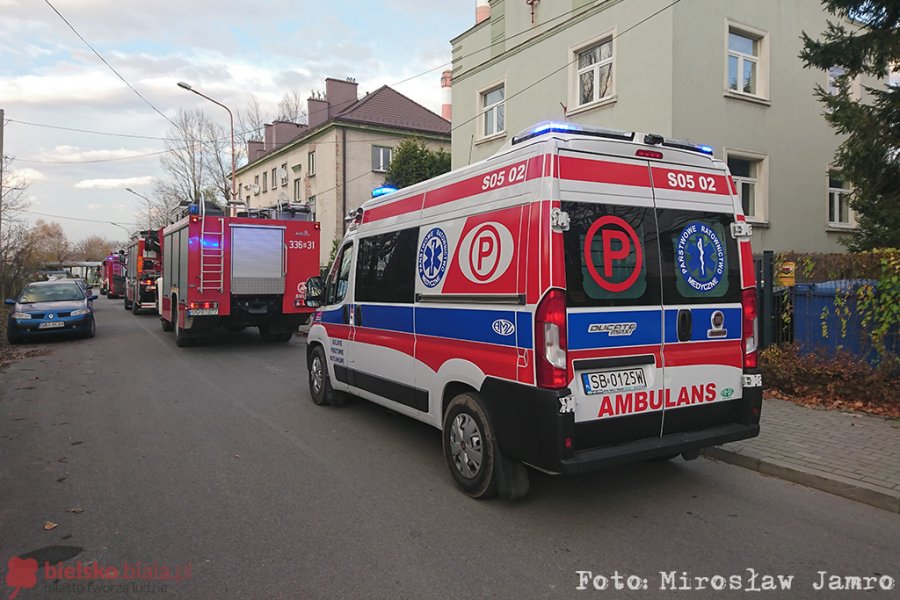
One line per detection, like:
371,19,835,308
5,280,97,344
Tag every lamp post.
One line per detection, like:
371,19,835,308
125,187,153,230
109,222,132,239
176,81,236,216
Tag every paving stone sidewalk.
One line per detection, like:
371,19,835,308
703,397,900,513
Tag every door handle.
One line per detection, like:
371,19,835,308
677,309,692,342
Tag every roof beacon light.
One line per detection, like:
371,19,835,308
371,185,398,198
512,121,634,145
660,136,715,155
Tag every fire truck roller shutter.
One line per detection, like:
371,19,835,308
231,225,286,295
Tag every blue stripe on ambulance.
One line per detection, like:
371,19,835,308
663,307,742,343
567,310,662,350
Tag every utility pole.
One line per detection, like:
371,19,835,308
0,107,5,301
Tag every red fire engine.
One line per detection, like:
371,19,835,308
158,202,320,346
124,230,161,314
101,252,125,299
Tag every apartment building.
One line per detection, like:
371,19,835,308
450,0,886,252
234,77,451,265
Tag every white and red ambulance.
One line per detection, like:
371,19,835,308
304,122,762,499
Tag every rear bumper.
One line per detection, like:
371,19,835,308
479,374,762,475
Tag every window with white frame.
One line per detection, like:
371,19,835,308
480,84,505,138
828,171,853,227
271,168,277,190
828,65,861,100
308,151,316,176
372,146,392,172
254,175,260,195
727,154,766,221
293,178,302,202
575,36,614,107
281,163,288,186
727,27,765,96
262,171,268,193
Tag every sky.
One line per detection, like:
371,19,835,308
0,0,473,242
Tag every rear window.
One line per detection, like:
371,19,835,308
657,209,740,304
562,202,661,308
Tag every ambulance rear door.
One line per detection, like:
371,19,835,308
649,162,745,436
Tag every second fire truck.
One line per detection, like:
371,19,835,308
124,230,161,314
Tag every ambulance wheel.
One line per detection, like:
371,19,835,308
308,345,345,406
442,392,529,500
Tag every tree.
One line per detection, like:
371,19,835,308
158,108,229,207
800,1,900,251
276,90,307,124
383,139,451,189
28,220,70,266
0,156,34,299
71,235,117,262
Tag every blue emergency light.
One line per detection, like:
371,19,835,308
372,186,398,198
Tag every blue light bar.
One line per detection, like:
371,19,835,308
512,120,634,145
661,137,715,155
372,185,398,198
699,145,714,155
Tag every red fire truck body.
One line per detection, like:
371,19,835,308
159,209,320,346
101,252,125,299
125,230,161,314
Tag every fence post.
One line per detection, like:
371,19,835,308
762,250,775,349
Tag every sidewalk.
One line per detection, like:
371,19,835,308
703,397,900,513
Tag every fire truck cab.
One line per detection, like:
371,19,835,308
303,122,763,499
159,202,320,347
101,252,125,299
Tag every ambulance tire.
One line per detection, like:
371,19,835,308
443,392,528,500
308,345,346,406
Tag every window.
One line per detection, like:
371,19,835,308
575,37,614,107
307,196,316,222
324,243,353,306
827,66,860,100
308,151,316,176
727,26,766,97
727,153,767,221
281,163,288,186
480,84,505,138
372,146,392,172
355,229,418,303
828,171,853,227
271,168,277,189
293,179,302,202
254,175,259,195
262,171,268,193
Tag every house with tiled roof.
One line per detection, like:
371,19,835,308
234,77,451,266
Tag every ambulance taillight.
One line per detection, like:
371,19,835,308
535,289,568,389
741,288,758,369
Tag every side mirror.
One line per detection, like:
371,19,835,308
4,299,16,306
88,295,99,301
304,276,324,308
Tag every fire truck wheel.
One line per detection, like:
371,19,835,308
161,317,174,332
132,297,141,315
442,392,502,500
124,297,132,310
174,311,192,347
308,345,345,406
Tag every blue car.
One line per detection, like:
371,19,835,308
5,280,97,344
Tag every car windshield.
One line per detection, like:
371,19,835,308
19,283,85,303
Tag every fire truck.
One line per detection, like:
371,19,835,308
124,230,161,314
101,252,125,298
159,202,320,347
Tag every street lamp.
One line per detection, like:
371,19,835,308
109,222,132,239
176,81,236,216
125,187,153,230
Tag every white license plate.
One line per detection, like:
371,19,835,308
38,321,65,329
188,308,218,316
581,367,647,395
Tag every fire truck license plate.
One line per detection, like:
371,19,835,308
581,368,646,395
188,308,218,316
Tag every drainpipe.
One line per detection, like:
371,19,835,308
341,127,347,233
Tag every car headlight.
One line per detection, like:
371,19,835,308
12,312,32,319
71,308,90,316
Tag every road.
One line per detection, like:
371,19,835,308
1,298,897,599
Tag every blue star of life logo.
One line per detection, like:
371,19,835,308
418,227,448,288
676,221,726,293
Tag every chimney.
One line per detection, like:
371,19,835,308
325,77,359,118
441,70,452,122
307,96,329,129
271,121,307,150
264,123,275,151
247,140,264,162
476,0,490,24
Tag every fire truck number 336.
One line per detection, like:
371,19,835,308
289,240,315,250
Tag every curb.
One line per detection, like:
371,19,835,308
701,447,900,514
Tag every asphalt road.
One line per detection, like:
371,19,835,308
1,298,897,599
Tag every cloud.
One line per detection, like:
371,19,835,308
74,176,156,189
34,146,159,163
7,167,47,184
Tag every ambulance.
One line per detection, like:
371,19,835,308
303,122,762,499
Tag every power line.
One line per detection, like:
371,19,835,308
7,119,170,141
19,208,140,226
43,0,178,130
